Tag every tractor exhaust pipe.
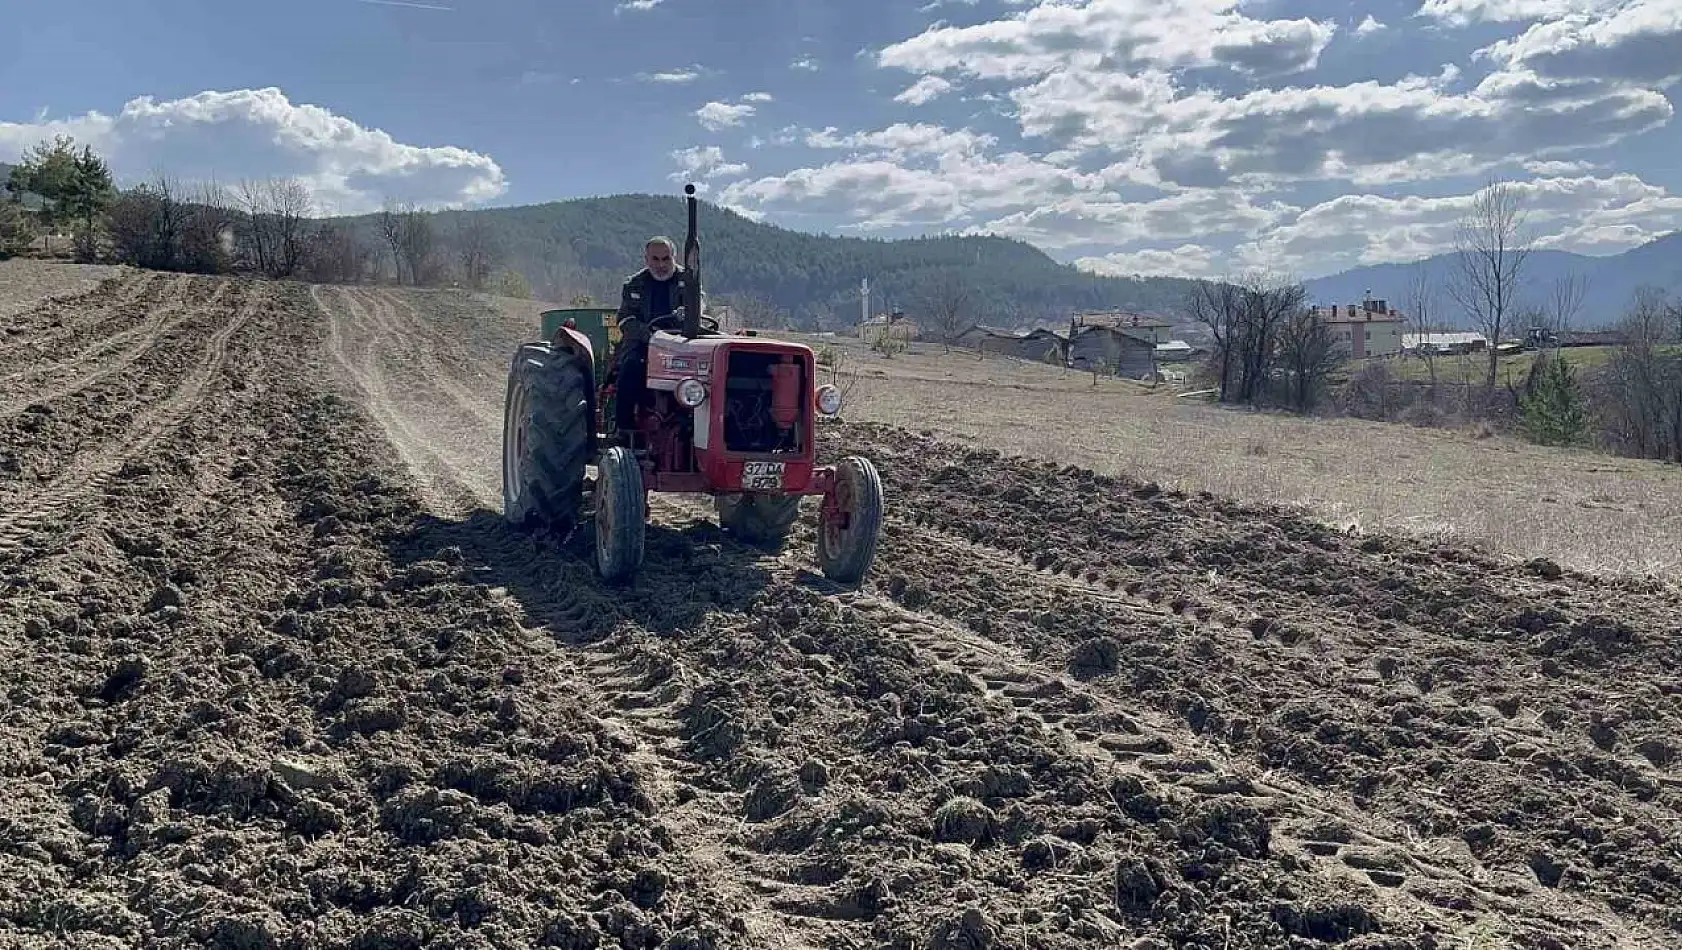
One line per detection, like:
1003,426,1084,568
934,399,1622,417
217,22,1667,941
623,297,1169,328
683,183,702,339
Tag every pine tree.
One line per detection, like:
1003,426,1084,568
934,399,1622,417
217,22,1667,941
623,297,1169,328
1520,352,1590,446
68,145,115,261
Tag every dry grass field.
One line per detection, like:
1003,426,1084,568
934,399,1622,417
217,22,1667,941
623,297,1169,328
1346,345,1624,386
799,331,1682,576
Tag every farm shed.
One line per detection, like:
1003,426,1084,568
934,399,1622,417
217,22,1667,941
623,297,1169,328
952,325,1013,350
1069,325,1157,378
990,327,1068,364
1403,332,1487,356
1155,340,1199,362
952,325,1070,364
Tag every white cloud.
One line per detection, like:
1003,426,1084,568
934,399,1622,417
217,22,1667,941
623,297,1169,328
0,87,505,214
1004,64,1669,188
668,145,749,186
1416,0,1621,27
1476,0,1682,86
802,122,997,158
1075,244,1222,279
695,100,756,130
615,0,664,11
878,0,1339,80
741,92,775,102
703,0,1682,279
976,190,1298,250
718,142,1106,230
790,55,820,71
1524,158,1600,173
1234,174,1682,274
636,67,704,83
894,75,954,105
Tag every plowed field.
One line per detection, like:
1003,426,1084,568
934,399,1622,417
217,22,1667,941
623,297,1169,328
3,268,1681,950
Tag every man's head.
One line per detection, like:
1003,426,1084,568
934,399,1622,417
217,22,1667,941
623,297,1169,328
644,237,677,280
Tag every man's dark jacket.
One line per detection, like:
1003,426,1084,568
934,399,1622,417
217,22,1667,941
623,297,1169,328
615,265,688,348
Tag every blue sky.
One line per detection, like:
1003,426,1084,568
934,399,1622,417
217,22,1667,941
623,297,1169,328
4,0,1682,279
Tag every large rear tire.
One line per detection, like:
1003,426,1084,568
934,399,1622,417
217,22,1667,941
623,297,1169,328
817,456,884,585
716,493,801,547
595,445,646,583
503,344,591,531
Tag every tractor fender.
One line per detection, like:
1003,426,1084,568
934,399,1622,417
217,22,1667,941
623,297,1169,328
541,325,600,454
549,324,596,377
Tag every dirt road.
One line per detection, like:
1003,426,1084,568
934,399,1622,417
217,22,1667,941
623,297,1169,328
2,268,1680,949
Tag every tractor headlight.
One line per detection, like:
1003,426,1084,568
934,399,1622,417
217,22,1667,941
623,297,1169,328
815,384,843,415
676,377,708,408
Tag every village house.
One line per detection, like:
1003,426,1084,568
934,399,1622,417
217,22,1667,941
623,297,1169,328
1072,310,1175,344
1314,297,1405,359
858,310,917,342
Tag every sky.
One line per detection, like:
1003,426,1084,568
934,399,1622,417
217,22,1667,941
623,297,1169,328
3,0,1681,280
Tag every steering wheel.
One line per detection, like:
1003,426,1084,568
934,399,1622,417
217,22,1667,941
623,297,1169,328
650,308,720,335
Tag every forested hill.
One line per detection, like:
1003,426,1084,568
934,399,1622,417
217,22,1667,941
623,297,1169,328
337,193,1200,330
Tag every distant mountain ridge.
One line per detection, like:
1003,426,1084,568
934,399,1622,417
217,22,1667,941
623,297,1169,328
1302,232,1682,329
332,193,1204,332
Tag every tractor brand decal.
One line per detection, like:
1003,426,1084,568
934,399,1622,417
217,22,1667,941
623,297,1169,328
663,356,695,372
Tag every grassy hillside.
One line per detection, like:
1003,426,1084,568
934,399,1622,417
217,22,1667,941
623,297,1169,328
335,194,1202,331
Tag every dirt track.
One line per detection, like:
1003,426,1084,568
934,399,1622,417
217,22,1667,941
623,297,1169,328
3,268,1682,949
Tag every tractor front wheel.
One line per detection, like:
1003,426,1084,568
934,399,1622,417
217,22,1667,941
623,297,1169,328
817,456,883,584
716,493,801,547
594,445,646,583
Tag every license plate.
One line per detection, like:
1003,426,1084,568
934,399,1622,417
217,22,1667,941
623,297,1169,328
742,461,785,491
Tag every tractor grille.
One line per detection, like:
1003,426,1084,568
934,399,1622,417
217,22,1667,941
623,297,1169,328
723,350,805,453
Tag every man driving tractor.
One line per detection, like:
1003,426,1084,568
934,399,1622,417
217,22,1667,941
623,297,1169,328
611,235,689,438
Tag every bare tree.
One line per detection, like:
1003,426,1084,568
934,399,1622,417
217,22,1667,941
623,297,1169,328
399,205,440,286
236,179,273,275
108,173,196,271
1184,273,1302,406
378,200,404,284
181,179,237,274
1185,279,1243,401
1597,286,1682,462
302,222,371,284
268,179,311,278
1447,177,1532,392
1547,273,1588,346
1404,265,1442,390
1274,301,1338,412
452,214,499,289
914,270,971,351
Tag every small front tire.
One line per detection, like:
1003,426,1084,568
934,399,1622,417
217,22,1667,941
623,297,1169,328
594,445,646,583
817,456,883,584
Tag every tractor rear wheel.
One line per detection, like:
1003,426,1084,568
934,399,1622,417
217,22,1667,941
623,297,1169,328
503,344,591,531
817,456,884,584
716,493,801,547
594,445,646,583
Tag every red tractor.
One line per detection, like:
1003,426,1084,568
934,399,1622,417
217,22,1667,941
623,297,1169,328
500,184,884,584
